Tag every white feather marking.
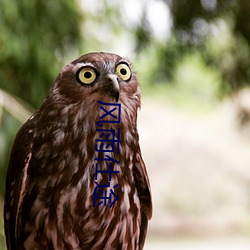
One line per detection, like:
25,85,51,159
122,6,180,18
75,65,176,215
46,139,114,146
53,131,65,147
69,62,95,74
10,189,14,198
5,212,10,221
105,224,118,248
123,185,131,207
28,115,34,120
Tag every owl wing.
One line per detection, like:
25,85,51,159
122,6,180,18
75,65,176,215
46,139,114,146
134,147,152,249
4,121,34,249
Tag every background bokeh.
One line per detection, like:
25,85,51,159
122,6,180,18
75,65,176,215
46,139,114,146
1,0,250,248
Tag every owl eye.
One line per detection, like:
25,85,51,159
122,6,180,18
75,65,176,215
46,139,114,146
116,63,131,81
76,67,97,85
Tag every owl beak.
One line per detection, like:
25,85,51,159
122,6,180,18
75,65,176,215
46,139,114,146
107,74,119,102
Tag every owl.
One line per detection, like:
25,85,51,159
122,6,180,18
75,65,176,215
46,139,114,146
4,52,152,249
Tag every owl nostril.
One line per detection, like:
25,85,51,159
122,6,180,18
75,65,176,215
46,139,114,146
107,74,120,102
107,75,118,83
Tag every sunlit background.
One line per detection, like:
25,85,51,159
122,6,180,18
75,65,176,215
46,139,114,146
1,0,250,249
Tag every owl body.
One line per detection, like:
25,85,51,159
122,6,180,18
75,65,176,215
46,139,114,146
4,52,152,249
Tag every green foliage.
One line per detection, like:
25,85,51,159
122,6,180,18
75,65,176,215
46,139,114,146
0,220,5,250
0,0,82,108
136,46,220,112
0,213,6,249
207,21,250,95
134,0,250,96
170,0,250,93
0,199,5,249
171,53,221,110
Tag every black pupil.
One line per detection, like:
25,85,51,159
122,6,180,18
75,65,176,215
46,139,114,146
84,71,92,79
120,68,127,75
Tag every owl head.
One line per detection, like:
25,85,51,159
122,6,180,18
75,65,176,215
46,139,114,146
50,52,141,110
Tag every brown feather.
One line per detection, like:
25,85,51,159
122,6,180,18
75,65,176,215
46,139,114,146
4,52,152,250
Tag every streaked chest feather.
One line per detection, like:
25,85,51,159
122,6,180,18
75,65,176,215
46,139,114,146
23,174,141,249
21,126,141,249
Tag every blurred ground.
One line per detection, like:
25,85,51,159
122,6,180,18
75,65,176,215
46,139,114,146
138,98,250,248
145,237,250,250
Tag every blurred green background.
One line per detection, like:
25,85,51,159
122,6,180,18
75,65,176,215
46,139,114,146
1,0,250,249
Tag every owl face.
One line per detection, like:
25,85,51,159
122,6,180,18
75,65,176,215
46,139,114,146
52,52,140,106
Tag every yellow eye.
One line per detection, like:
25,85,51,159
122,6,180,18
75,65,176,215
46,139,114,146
116,63,131,81
77,67,97,85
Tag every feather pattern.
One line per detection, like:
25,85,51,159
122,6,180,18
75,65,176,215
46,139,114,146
4,52,152,250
